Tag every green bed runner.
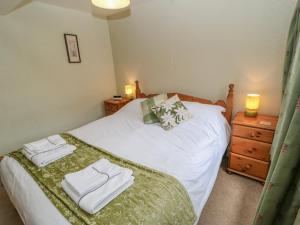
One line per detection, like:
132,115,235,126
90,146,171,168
8,134,196,225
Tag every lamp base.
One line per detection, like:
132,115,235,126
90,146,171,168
245,110,258,117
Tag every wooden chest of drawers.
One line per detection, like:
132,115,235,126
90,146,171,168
227,112,278,182
104,99,131,116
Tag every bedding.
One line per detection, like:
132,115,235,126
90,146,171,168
9,134,195,224
0,99,230,225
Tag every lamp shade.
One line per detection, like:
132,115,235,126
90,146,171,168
91,0,130,9
245,94,260,117
125,84,134,99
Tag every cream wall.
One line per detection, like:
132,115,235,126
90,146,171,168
109,0,296,116
0,2,116,154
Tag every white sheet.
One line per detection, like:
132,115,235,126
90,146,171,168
0,99,230,225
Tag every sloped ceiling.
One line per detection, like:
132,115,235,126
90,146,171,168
0,0,30,15
35,0,92,12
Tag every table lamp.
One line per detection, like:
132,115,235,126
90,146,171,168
125,84,134,99
245,94,260,117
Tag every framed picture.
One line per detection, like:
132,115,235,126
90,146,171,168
64,34,81,63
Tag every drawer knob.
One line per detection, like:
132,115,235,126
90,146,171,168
249,131,262,138
255,131,262,137
247,148,256,154
245,164,252,169
241,164,252,172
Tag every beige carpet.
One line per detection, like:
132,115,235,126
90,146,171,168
198,167,263,225
0,166,262,225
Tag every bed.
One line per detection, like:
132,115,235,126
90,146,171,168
0,81,234,225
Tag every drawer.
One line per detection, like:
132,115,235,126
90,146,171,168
105,110,114,116
118,102,127,107
232,125,274,143
229,153,269,179
105,104,118,112
231,136,271,161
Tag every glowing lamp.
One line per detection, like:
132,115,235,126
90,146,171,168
91,0,130,9
125,85,134,99
245,94,260,117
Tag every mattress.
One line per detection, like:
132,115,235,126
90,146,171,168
0,99,230,225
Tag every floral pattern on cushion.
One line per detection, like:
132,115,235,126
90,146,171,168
151,95,192,130
140,94,168,124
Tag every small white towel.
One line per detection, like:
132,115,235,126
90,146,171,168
62,159,134,214
64,159,123,196
22,144,76,167
24,135,67,154
47,135,66,146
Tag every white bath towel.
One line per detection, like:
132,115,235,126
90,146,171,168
24,135,67,154
64,159,125,196
22,144,76,167
62,160,134,214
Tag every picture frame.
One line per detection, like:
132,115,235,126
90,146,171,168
64,34,81,63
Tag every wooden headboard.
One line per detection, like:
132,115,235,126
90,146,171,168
135,80,234,124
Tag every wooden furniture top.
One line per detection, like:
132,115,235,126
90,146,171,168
135,80,234,124
104,98,131,116
104,99,131,104
232,112,278,131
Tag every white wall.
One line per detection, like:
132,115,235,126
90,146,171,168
0,2,116,154
109,0,296,116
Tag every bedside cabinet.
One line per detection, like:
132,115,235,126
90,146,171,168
227,112,278,182
104,99,131,116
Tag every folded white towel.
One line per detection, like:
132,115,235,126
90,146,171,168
64,159,124,196
62,159,134,214
47,135,66,146
24,135,67,154
62,173,134,214
22,144,76,167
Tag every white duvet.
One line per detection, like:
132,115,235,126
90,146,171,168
0,99,230,225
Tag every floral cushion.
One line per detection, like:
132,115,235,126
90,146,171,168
151,95,192,130
141,94,168,124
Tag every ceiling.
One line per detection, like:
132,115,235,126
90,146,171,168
34,0,151,12
0,0,139,16
34,0,92,12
